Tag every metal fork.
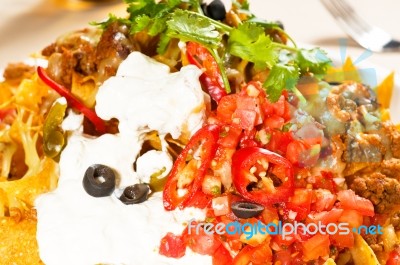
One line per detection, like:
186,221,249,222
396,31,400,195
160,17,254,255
320,0,400,52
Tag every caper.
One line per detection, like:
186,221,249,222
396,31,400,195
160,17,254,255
231,201,265,219
119,183,150,205
83,164,116,197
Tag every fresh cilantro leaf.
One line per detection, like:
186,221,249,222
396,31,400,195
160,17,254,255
90,14,130,29
228,22,278,70
296,48,332,78
263,63,299,102
247,17,282,30
148,16,168,36
232,0,250,10
131,15,151,34
156,33,171,54
166,10,221,48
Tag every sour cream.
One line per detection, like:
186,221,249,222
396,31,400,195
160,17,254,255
35,52,211,265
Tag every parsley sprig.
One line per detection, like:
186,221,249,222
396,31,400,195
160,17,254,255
96,0,332,102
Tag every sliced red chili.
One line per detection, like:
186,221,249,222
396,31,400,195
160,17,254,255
163,124,220,210
232,147,294,207
37,66,106,133
186,42,227,103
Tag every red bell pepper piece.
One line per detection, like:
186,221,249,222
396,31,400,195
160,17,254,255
163,124,220,210
37,66,106,133
186,42,227,103
232,147,295,207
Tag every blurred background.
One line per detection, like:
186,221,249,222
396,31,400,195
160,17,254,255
0,0,399,73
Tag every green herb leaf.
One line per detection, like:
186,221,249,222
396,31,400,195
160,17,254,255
156,33,171,54
228,22,278,70
166,10,221,48
296,48,332,78
263,63,299,102
90,14,130,29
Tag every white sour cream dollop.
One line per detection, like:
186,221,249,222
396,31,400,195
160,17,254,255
35,52,211,265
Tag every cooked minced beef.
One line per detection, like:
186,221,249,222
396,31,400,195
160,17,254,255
41,22,140,88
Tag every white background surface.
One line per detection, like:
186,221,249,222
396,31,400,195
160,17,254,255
0,0,399,76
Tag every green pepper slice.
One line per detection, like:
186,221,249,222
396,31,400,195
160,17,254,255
43,100,67,159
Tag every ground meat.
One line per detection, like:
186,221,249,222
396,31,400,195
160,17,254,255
351,172,400,213
342,133,384,163
42,28,99,87
381,158,400,178
363,233,384,253
95,22,140,82
2,63,35,85
390,211,400,230
383,122,400,159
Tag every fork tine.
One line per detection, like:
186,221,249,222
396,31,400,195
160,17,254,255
321,0,399,51
334,0,372,32
323,0,370,39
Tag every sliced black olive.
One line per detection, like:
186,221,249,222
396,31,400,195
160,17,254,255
231,201,265,219
119,183,150,205
206,0,226,21
83,164,116,197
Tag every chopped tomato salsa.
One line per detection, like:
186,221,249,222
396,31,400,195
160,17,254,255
159,77,376,264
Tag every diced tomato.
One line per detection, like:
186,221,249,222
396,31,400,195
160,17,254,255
273,249,293,265
185,190,213,209
337,189,375,217
272,232,296,249
387,247,400,265
306,208,343,225
261,207,279,224
249,240,273,264
236,95,264,125
286,140,308,166
232,245,253,265
330,230,354,248
264,115,285,130
312,189,337,212
301,233,330,261
217,94,238,123
159,232,187,258
212,245,233,265
232,109,257,130
218,125,242,149
186,223,221,255
272,95,286,117
212,196,230,216
265,130,293,155
313,171,337,193
239,128,259,149
289,188,313,213
282,202,310,221
338,209,364,228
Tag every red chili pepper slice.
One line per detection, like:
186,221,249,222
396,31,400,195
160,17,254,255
37,66,106,133
232,147,294,207
163,124,220,211
186,42,227,103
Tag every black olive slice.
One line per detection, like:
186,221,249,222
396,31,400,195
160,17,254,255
119,183,150,205
207,0,226,21
83,164,116,197
231,201,265,219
